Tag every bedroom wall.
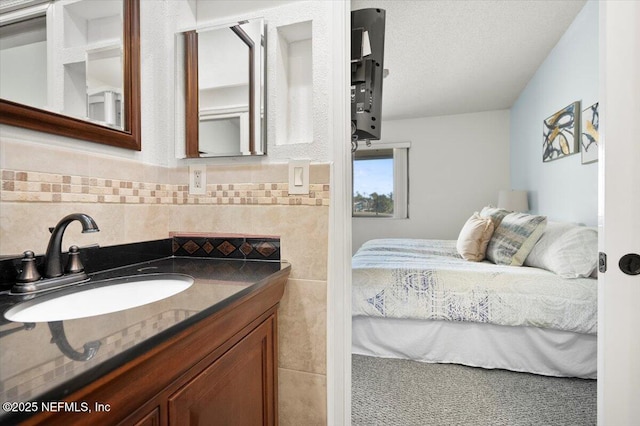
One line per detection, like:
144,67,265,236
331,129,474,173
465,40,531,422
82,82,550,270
510,1,598,226
352,109,511,253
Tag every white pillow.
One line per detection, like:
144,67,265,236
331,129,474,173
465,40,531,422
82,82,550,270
525,221,576,267
525,223,598,278
456,213,495,261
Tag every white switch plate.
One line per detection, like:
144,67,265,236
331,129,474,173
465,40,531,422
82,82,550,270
189,165,206,195
288,160,309,195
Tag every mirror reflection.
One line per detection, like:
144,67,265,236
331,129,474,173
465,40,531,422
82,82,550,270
178,18,266,158
0,0,140,150
0,8,48,109
86,45,123,127
0,0,126,130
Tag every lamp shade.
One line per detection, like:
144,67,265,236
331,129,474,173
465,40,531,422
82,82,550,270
498,190,529,212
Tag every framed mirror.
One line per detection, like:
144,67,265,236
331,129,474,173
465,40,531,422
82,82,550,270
179,18,266,158
0,0,140,150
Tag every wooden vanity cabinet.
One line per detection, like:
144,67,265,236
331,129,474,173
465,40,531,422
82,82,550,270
131,407,160,426
125,312,277,426
24,269,288,426
168,316,275,425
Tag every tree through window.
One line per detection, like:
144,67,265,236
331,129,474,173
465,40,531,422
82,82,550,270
353,149,395,217
352,143,409,219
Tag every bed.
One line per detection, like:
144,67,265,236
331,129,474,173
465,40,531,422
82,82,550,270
352,211,598,379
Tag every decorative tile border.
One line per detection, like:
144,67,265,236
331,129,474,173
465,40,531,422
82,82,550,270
0,170,330,206
172,234,280,261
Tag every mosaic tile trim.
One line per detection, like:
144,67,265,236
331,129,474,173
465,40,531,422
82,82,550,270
0,309,197,403
172,235,280,261
0,170,330,206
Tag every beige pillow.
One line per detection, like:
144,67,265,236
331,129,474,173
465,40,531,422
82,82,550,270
457,213,495,261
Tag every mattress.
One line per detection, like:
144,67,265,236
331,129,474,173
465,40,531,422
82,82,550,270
352,239,597,334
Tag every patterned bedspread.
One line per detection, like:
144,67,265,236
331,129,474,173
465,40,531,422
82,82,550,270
352,239,597,334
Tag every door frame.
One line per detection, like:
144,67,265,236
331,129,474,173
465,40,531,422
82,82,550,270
597,1,640,423
328,1,640,425
327,1,352,425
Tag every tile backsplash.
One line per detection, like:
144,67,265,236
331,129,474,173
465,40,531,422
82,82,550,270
1,169,329,207
172,233,281,261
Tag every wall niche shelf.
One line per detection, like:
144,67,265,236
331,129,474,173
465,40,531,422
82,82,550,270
275,20,313,146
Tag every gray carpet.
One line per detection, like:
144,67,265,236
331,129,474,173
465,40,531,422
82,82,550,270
352,355,596,426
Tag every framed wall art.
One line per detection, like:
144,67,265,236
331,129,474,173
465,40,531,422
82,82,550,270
581,102,599,164
543,101,580,162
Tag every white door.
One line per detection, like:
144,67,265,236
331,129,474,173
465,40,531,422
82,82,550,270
598,2,640,424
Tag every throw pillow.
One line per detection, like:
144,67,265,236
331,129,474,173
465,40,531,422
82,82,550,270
456,213,495,261
525,223,598,278
486,212,547,266
479,206,510,229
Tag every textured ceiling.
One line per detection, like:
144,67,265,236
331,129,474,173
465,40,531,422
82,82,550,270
351,0,587,120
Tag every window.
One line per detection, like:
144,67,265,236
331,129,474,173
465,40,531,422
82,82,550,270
352,142,409,218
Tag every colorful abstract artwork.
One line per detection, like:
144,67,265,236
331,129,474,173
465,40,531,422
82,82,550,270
543,102,580,162
581,102,599,164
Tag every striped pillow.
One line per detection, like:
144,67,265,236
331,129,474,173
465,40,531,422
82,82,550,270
486,212,547,266
480,206,510,229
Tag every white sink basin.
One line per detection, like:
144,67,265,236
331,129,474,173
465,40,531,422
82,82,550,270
4,274,194,322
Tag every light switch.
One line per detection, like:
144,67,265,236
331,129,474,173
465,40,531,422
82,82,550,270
288,160,309,195
294,167,304,186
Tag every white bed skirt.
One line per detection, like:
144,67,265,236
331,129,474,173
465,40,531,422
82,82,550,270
352,316,597,379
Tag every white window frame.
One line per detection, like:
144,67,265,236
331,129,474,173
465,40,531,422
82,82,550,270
352,141,410,219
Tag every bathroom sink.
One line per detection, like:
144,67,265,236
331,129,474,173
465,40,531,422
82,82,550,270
4,274,194,322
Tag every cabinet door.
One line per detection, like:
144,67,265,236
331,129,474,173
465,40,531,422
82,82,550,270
132,407,161,426
168,316,276,426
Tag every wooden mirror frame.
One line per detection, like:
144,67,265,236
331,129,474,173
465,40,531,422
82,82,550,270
0,0,141,150
184,30,199,158
184,24,256,158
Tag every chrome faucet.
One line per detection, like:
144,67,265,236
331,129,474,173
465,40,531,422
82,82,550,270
44,213,99,278
11,213,99,294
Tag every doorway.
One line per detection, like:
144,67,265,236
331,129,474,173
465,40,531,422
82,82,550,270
330,4,640,424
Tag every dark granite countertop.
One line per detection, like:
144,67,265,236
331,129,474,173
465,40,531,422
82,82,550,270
0,240,289,423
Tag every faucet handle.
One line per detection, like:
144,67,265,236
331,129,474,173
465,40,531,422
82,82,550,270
17,251,41,283
65,245,85,274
